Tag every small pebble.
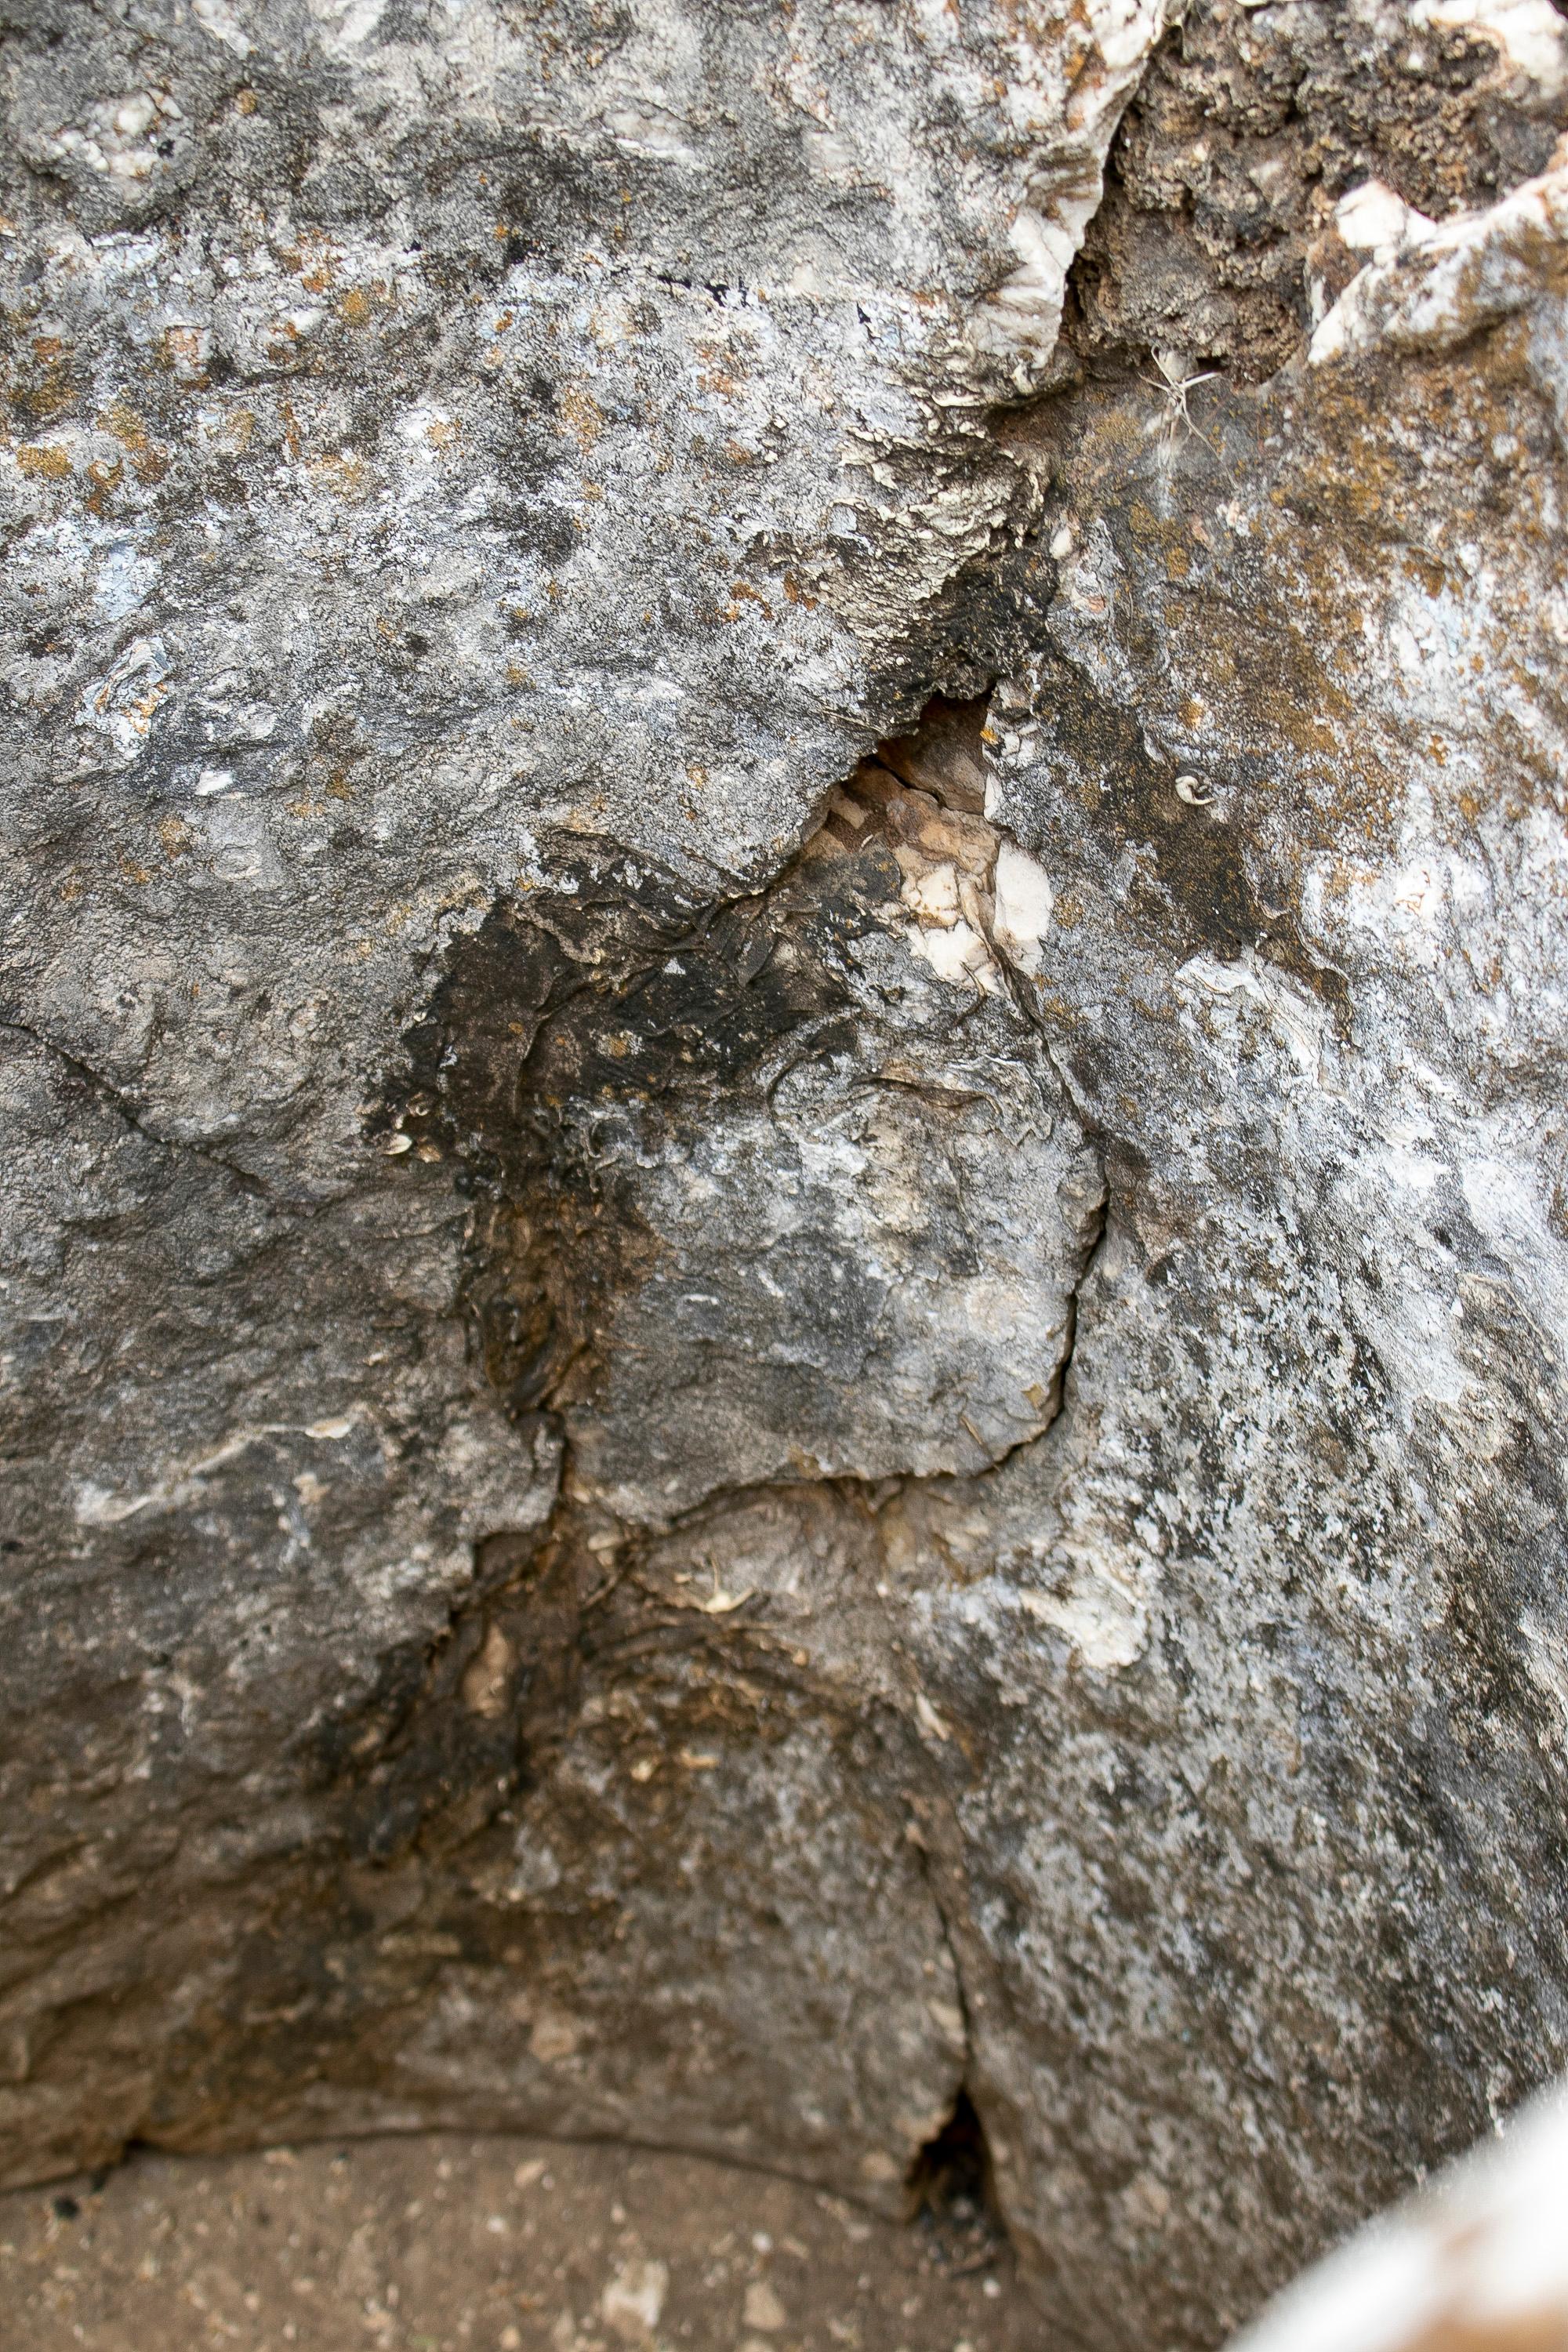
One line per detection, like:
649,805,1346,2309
743,2279,788,2332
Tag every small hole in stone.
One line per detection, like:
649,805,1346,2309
906,2087,1003,2267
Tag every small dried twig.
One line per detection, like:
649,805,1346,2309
1141,350,1222,461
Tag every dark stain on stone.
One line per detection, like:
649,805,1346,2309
385,806,913,1426
326,1522,587,1865
1026,645,1264,963
1063,0,1568,386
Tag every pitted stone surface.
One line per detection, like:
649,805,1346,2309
5,5,1568,2350
0,0,1157,2233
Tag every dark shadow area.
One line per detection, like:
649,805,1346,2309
906,2087,1006,2274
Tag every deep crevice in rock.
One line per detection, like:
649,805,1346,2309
906,2087,999,2240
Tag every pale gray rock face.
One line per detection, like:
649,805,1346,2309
1227,2073,1568,2352
0,0,1157,2217
5,2,1568,2347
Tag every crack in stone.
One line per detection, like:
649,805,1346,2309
1,1014,275,1202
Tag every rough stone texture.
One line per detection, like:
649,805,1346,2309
1229,2073,1568,2352
0,0,1160,2217
1065,0,1568,379
5,3,1568,2350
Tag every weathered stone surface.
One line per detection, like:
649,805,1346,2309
1065,0,1567,380
5,2,1568,2348
0,0,1157,2215
1229,2073,1568,2352
934,136,1568,2336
